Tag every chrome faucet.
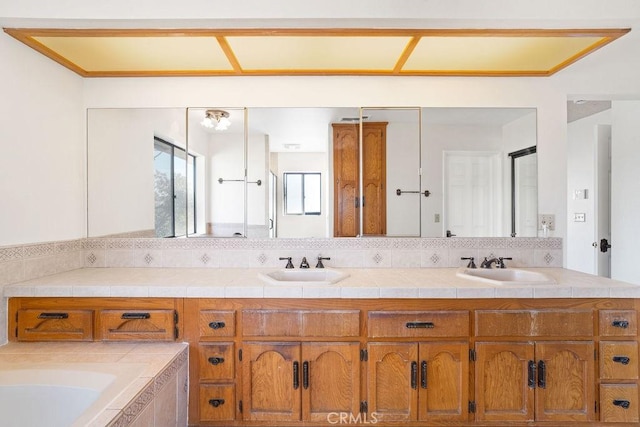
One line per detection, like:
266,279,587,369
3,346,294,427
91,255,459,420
316,256,330,268
300,257,310,269
481,256,512,268
279,257,294,269
480,257,500,269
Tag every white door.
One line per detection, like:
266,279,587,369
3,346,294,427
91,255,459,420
443,152,501,237
594,126,611,278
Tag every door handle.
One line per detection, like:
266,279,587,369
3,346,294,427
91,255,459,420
613,356,631,365
600,238,612,253
293,361,300,390
537,360,546,389
420,361,427,389
411,361,418,389
302,361,309,389
527,360,536,388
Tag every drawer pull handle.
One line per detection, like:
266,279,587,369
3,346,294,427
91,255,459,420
411,361,418,389
537,360,546,389
613,399,630,409
527,360,537,388
613,356,631,365
406,322,435,329
209,321,226,330
38,313,69,319
121,312,150,320
303,361,309,390
612,320,629,329
209,399,225,408
208,357,225,365
421,361,427,389
293,361,300,390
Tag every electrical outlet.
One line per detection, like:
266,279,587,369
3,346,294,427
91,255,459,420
538,214,555,230
434,213,440,223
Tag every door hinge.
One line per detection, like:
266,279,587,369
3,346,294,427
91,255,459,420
594,349,597,360
239,349,242,361
469,401,476,413
360,349,368,361
360,401,368,414
469,349,476,362
239,400,243,413
174,326,179,340
595,400,598,413
173,310,179,324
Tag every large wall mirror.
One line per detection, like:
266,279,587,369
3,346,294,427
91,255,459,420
87,107,537,239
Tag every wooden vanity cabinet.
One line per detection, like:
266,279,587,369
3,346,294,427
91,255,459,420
9,297,181,342
9,297,640,426
475,309,596,423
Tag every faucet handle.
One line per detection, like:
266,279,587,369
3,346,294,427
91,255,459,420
279,257,294,269
498,257,513,269
300,257,310,269
460,257,476,268
316,256,330,268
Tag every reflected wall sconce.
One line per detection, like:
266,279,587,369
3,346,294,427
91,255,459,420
201,109,231,130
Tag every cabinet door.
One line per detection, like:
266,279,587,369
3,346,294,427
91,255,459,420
333,123,359,237
361,122,386,235
475,342,535,422
368,343,418,422
418,342,469,421
242,343,301,422
534,341,595,422
302,342,360,422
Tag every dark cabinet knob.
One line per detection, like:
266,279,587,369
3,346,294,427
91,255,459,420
613,356,631,365
208,357,225,365
613,399,630,409
209,399,225,407
208,321,226,330
612,320,629,329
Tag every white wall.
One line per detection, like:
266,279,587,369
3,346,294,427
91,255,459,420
87,108,186,237
275,152,328,238
566,109,612,274
611,101,640,284
386,121,420,236
0,32,84,246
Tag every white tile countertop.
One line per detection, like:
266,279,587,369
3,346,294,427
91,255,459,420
3,267,640,299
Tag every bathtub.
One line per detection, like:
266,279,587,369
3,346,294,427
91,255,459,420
0,362,146,427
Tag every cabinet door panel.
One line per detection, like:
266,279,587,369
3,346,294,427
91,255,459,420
200,384,236,422
17,309,93,341
368,343,418,422
333,124,359,237
535,341,595,422
199,342,235,381
302,342,360,422
242,343,301,421
600,384,640,423
475,342,534,422
418,342,468,421
362,123,386,235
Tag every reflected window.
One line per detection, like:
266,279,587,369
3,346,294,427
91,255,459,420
154,137,196,237
283,172,321,215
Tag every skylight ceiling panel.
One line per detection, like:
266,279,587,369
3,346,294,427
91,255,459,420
403,35,608,73
227,36,411,71
33,36,234,72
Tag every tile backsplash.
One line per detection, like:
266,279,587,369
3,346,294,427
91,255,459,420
0,237,562,286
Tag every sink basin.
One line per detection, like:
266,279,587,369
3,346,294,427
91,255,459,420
457,268,556,285
259,269,349,286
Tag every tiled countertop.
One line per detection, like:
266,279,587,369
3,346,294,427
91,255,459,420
0,341,188,426
3,267,640,299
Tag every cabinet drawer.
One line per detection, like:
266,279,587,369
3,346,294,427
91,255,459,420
368,311,469,338
475,309,593,337
600,341,639,380
600,310,638,337
200,384,236,422
17,309,93,341
199,310,236,338
600,384,639,423
243,310,360,337
99,309,176,341
199,343,235,381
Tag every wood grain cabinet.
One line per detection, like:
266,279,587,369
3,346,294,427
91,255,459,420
598,310,640,423
9,296,640,426
241,342,360,422
368,342,469,423
332,122,387,237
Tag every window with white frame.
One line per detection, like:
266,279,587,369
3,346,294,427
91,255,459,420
283,172,321,215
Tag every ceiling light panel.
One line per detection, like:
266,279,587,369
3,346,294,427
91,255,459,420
33,36,234,73
403,35,608,74
226,36,411,71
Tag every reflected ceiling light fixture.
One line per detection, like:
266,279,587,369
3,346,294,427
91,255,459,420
201,109,231,130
